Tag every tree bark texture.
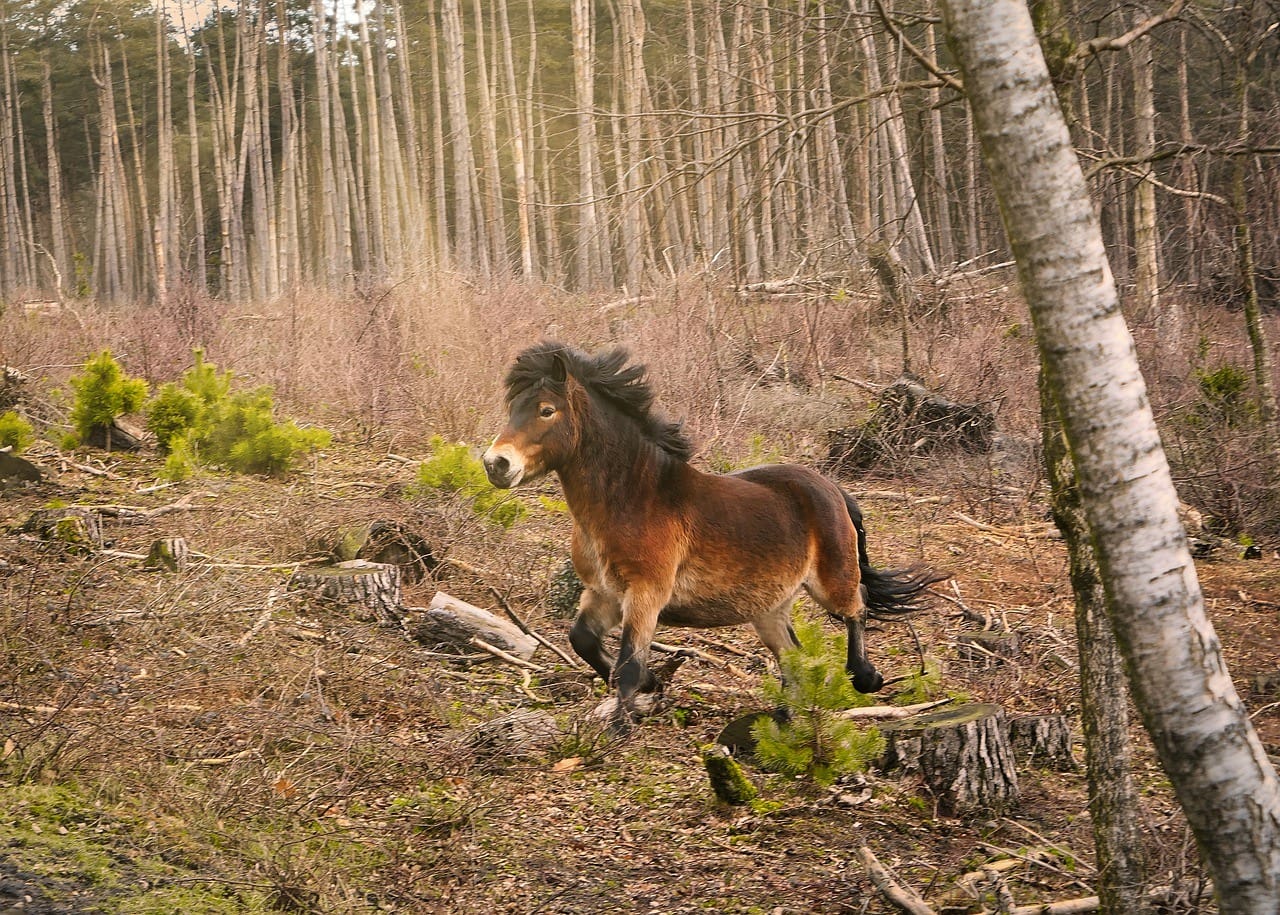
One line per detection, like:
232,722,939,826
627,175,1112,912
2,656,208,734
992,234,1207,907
941,0,1280,908
880,703,1019,816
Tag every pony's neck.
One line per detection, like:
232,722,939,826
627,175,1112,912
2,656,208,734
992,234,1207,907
556,400,670,519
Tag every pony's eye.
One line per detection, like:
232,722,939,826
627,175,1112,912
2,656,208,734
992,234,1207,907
539,404,557,419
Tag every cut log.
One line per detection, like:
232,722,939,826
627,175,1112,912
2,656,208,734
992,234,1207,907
1009,715,1078,771
144,537,190,572
879,703,1019,816
827,374,995,473
408,591,538,660
288,560,403,626
23,506,103,551
0,366,30,411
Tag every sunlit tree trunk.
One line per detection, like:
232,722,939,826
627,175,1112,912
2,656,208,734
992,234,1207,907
496,0,536,279
441,0,480,272
942,2,1280,909
40,58,70,298
570,0,609,288
1129,28,1160,318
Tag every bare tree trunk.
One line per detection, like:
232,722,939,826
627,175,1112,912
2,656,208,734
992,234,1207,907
942,2,1280,909
312,0,343,288
441,0,480,272
1129,27,1161,318
926,24,956,267
497,0,536,279
40,58,70,298
570,0,609,288
154,2,177,304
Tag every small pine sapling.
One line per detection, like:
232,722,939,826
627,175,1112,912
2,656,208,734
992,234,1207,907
412,436,528,528
751,615,886,786
0,411,35,453
67,350,148,449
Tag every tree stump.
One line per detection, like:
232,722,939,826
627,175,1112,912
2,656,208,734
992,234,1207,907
546,558,584,618
288,560,403,626
0,450,43,483
408,591,538,660
23,507,103,551
144,537,190,572
466,710,560,759
316,520,435,583
1010,715,1078,771
879,703,1019,816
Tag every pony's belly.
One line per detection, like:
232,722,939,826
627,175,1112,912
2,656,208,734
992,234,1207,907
658,600,751,628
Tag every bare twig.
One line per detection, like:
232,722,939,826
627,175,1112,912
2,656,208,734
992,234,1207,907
484,584,583,669
469,637,548,672
857,846,938,915
237,587,282,647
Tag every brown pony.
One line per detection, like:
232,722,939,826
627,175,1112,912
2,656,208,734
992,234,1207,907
483,342,941,720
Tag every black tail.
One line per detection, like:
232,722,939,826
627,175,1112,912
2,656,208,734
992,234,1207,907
842,490,946,621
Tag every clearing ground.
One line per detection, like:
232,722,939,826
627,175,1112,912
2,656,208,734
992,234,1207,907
2,436,1277,914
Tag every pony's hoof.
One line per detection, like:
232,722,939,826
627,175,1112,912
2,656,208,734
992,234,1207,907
852,670,885,694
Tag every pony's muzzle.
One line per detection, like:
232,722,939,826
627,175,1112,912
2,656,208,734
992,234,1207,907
482,446,523,489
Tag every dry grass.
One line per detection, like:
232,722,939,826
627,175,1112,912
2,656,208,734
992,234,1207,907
0,271,1277,911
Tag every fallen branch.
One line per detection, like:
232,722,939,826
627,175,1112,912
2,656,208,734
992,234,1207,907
484,583,584,669
237,588,282,647
952,511,1060,540
469,637,547,672
652,640,750,679
857,847,938,915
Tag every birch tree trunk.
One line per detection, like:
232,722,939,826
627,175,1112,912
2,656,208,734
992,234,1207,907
941,1,1280,910
1129,28,1160,319
570,0,609,288
1042,374,1151,915
40,58,69,298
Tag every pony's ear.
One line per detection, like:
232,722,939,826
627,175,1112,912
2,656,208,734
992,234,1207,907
548,350,569,385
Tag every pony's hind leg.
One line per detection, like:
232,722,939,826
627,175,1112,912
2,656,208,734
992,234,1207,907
804,580,885,694
569,587,622,682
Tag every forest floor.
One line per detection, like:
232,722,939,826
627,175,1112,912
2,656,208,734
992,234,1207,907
1,437,1278,915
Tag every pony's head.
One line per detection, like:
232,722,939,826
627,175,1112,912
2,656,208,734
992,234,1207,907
482,342,691,488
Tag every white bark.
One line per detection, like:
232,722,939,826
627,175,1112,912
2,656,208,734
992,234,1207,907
941,0,1280,909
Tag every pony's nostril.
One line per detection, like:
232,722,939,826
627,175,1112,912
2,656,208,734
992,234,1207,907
488,454,510,476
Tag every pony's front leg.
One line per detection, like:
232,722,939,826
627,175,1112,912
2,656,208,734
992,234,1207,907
612,587,666,719
845,615,885,694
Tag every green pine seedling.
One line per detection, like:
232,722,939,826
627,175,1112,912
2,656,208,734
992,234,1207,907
751,615,885,786
0,411,35,453
67,350,148,447
411,436,527,528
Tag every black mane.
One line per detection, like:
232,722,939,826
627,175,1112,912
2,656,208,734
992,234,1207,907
505,342,695,462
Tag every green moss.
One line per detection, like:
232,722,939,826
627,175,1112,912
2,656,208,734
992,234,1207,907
701,745,758,805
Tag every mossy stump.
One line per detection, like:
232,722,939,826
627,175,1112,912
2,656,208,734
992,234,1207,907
24,507,103,552
316,520,435,584
289,560,403,626
879,703,1019,816
702,744,758,805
